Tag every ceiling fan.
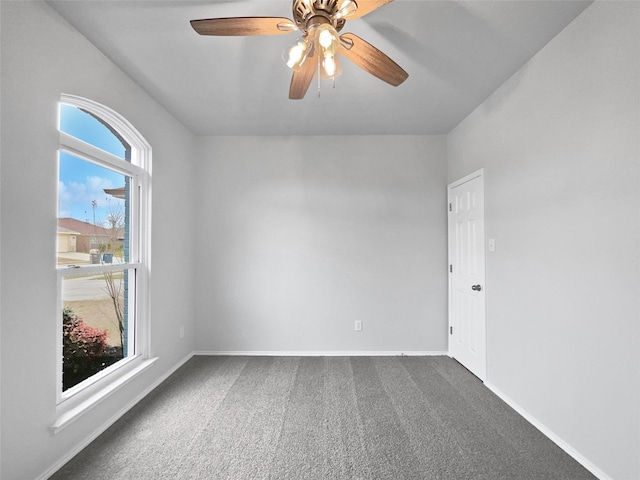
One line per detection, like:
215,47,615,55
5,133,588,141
190,0,408,99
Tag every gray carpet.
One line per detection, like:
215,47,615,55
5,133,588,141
51,356,596,479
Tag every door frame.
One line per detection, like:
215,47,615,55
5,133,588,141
447,168,487,381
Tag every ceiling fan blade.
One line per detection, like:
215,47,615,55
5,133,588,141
190,17,297,36
289,53,317,99
339,32,408,86
348,0,394,19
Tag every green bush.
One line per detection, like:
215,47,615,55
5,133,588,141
62,307,119,391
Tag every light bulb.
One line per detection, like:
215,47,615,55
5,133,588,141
318,28,334,49
323,55,337,77
320,52,342,79
315,24,338,50
282,37,310,71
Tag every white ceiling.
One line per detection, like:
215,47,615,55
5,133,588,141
48,0,592,136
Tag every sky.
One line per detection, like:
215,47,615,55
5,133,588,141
58,104,127,224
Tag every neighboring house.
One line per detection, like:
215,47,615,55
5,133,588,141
57,217,123,253
56,226,80,253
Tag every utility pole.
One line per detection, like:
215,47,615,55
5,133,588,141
91,200,98,254
91,200,97,225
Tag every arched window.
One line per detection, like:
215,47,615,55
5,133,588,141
55,95,152,427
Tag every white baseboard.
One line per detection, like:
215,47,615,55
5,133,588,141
194,350,449,357
485,382,611,480
38,352,195,480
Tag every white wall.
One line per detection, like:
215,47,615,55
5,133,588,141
447,2,640,479
0,2,196,479
194,135,448,354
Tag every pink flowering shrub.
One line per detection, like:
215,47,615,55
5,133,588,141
62,308,111,390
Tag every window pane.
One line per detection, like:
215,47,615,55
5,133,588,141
60,104,130,160
58,152,130,266
62,269,134,391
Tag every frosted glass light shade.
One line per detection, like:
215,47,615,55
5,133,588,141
314,24,342,79
282,36,311,71
336,0,357,19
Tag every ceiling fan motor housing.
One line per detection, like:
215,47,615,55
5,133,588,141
293,0,347,33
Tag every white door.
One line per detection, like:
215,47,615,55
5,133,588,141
448,169,486,381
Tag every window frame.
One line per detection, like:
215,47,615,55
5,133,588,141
53,95,153,432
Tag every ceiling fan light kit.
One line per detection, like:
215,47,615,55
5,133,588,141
191,0,408,99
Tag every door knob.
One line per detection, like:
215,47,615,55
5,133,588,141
471,284,482,291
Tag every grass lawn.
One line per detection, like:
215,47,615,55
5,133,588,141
58,257,86,265
64,299,122,347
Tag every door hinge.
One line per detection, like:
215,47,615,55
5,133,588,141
449,203,452,212
449,264,452,273
450,326,453,335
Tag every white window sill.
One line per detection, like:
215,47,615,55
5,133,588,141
51,357,158,434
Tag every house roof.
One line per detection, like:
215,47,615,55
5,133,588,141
58,218,122,238
57,225,81,235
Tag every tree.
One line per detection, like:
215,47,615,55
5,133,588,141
92,195,126,350
103,196,125,349
103,269,125,349
105,203,124,257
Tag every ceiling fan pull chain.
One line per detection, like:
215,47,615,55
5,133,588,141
317,55,322,98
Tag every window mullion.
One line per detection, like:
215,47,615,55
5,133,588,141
59,132,144,177
57,261,141,279
128,178,141,263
